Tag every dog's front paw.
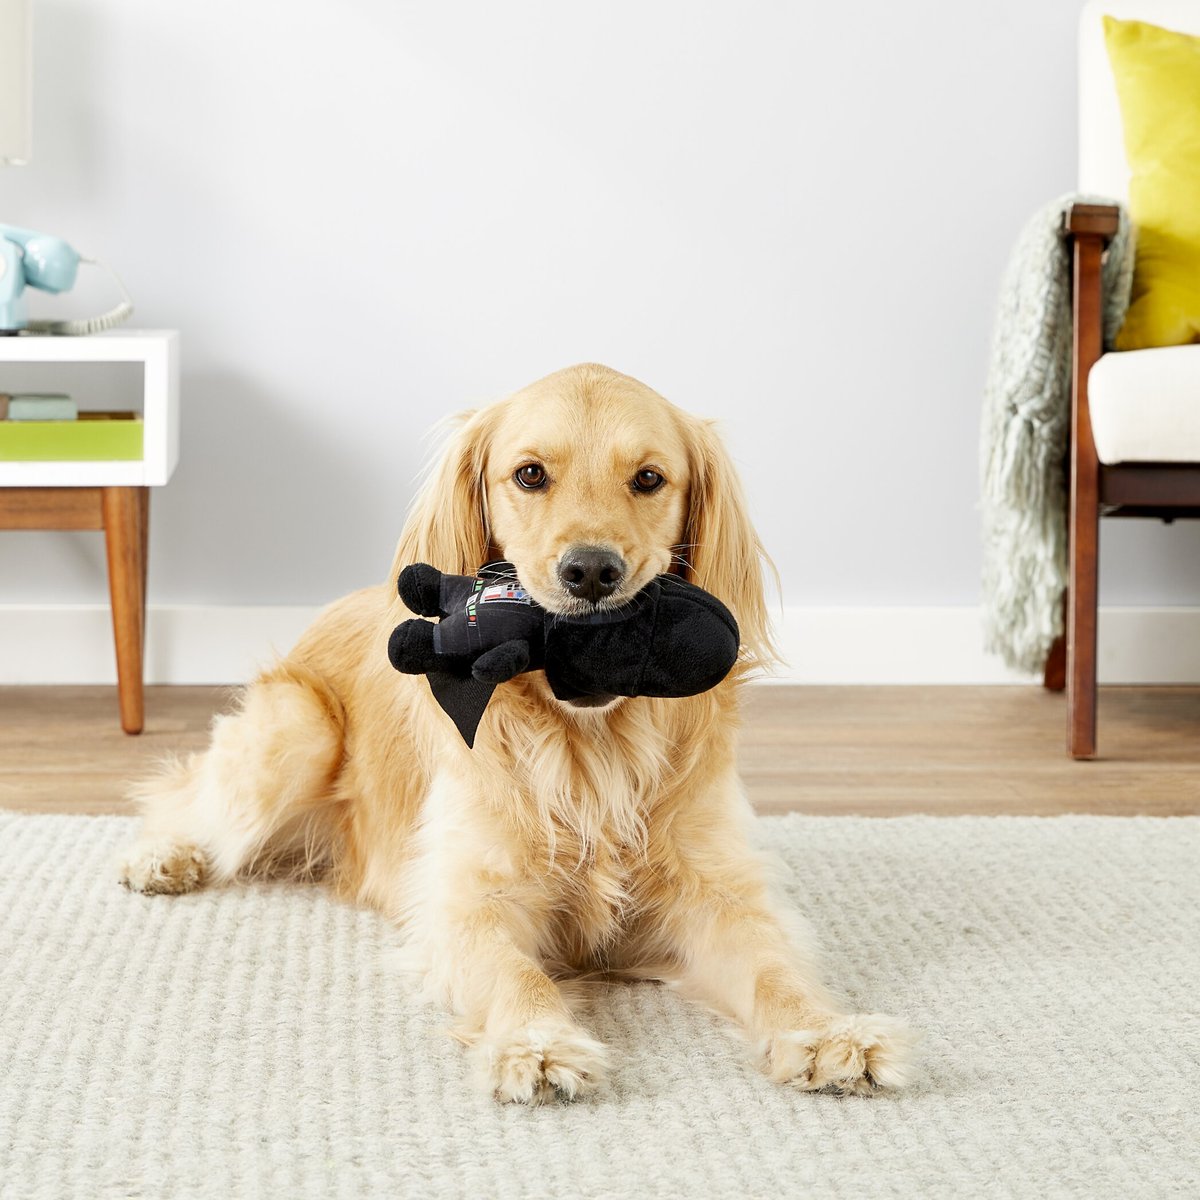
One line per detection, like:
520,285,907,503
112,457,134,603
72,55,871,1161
472,1023,608,1105
762,1013,916,1095
118,839,207,895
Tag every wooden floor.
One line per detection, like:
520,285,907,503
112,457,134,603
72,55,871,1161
2,684,1198,817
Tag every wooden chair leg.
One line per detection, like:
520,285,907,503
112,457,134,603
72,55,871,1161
1065,216,1110,760
102,486,147,735
1043,592,1067,693
1067,485,1099,758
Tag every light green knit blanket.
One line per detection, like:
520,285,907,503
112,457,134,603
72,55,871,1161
980,195,1135,674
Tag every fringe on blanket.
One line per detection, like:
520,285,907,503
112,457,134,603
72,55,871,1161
980,195,1134,676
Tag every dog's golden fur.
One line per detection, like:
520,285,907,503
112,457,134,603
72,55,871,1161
120,364,913,1103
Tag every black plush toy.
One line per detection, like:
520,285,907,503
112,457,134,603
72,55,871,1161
388,561,740,747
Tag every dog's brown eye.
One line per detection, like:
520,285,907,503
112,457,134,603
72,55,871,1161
515,463,547,490
632,469,664,493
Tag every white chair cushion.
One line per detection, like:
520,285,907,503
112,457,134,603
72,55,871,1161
1089,346,1200,463
1079,0,1200,198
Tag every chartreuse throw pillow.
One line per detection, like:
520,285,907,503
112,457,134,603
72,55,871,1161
1105,16,1200,349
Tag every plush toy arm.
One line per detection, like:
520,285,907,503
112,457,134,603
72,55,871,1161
388,618,439,674
398,563,447,618
471,639,531,684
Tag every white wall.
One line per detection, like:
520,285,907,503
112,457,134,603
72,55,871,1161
4,1,1200,639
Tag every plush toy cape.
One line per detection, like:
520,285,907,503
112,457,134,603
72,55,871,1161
388,561,740,747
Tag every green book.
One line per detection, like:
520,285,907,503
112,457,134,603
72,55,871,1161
0,412,143,461
7,393,78,421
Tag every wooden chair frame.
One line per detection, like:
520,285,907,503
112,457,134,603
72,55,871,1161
1052,203,1200,758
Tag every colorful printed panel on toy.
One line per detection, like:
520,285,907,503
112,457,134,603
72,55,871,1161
479,583,533,605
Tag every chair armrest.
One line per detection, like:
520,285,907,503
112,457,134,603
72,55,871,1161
1064,203,1114,425
1063,202,1120,241
1062,202,1118,466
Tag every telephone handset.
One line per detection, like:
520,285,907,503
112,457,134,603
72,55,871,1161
0,224,133,335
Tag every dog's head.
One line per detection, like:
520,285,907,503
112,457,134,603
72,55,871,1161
393,364,776,678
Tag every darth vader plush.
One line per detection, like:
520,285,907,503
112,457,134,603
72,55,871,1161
387,561,740,747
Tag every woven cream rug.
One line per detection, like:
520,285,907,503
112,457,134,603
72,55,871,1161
1,813,1197,1200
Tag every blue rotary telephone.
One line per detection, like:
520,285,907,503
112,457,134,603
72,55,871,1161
0,224,133,335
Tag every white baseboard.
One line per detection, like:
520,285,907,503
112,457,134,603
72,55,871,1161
771,607,1200,684
2,603,1200,686
0,605,319,687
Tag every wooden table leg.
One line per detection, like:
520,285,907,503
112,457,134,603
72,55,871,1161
102,486,147,735
139,487,150,651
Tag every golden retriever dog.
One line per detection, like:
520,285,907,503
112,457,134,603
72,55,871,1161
119,363,913,1103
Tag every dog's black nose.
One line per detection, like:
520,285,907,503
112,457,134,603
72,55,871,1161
559,547,625,604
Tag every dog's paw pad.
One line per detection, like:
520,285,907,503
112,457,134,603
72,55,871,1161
764,1013,916,1095
118,841,207,895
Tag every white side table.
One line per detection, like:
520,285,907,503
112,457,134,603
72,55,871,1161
0,330,180,733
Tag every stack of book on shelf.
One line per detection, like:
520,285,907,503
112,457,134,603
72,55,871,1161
0,393,143,461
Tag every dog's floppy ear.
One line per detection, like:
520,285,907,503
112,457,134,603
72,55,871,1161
680,417,779,676
391,407,497,581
